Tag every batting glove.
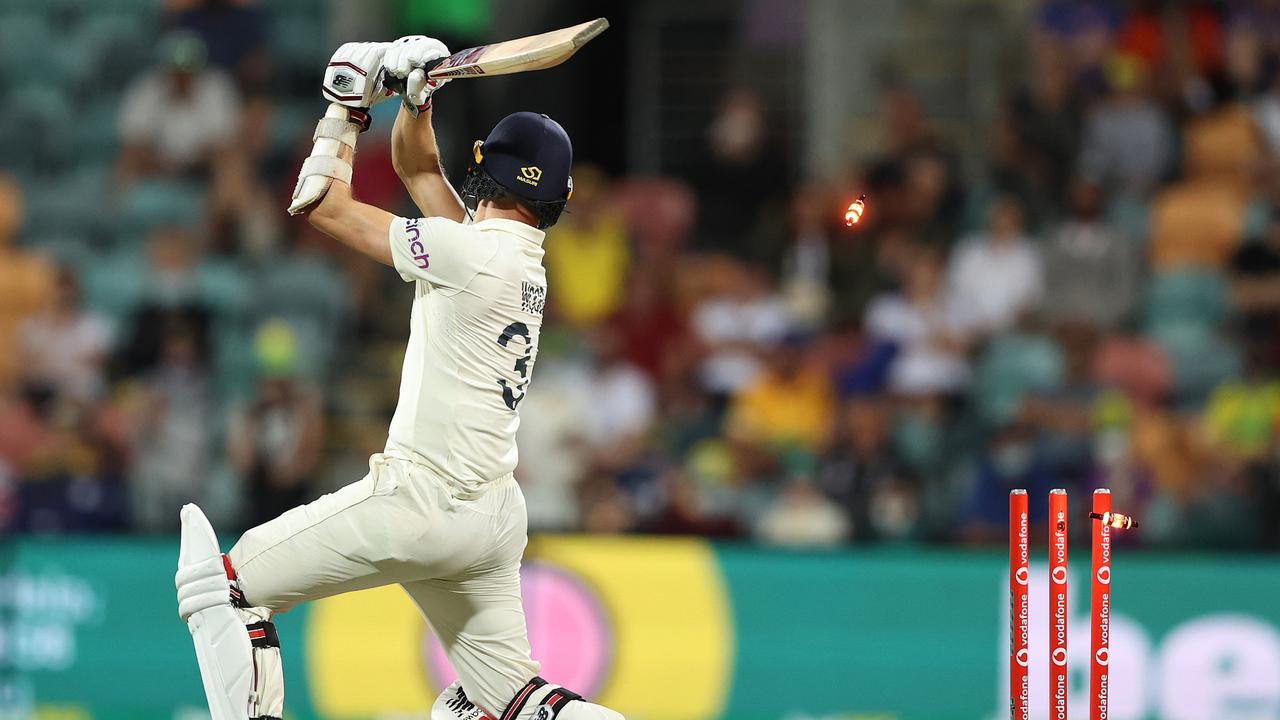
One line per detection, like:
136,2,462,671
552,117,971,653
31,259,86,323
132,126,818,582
322,41,396,109
382,35,451,114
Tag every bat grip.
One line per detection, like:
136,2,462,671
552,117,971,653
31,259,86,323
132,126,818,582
383,57,445,95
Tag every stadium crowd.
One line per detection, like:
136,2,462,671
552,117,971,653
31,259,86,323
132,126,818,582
2,0,1280,550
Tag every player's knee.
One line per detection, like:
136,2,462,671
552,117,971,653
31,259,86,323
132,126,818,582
225,539,284,611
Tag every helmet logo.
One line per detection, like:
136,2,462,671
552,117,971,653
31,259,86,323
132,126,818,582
518,166,542,187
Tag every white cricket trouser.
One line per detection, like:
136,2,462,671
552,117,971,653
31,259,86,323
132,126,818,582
227,452,541,715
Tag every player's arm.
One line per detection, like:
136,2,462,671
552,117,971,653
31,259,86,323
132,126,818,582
391,104,465,221
306,144,395,267
287,42,403,264
382,36,464,221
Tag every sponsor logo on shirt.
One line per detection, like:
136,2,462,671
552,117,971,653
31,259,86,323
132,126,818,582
404,219,430,269
522,282,546,315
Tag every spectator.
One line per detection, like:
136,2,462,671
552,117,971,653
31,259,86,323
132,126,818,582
115,227,213,378
994,59,1081,226
953,424,1055,543
865,247,970,396
755,474,850,547
688,88,789,260
648,469,743,538
1202,349,1280,462
0,174,55,391
18,267,113,402
515,349,591,532
1041,180,1142,329
172,0,271,93
0,386,128,533
1255,69,1280,156
544,166,631,327
946,196,1044,337
1231,209,1280,366
1032,0,1118,85
227,322,323,528
1077,53,1175,197
724,335,833,453
777,182,835,330
611,267,688,382
819,396,916,541
1114,1,1225,93
126,321,217,532
580,327,657,473
115,31,241,188
691,260,791,403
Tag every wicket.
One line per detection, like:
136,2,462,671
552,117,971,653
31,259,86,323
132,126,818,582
1009,488,1113,720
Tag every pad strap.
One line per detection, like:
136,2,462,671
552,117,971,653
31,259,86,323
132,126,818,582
500,677,582,720
314,117,360,149
246,621,279,649
299,155,353,185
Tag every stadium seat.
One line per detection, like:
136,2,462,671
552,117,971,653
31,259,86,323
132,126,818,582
1142,270,1228,334
0,85,74,175
267,102,317,159
115,181,206,242
271,14,327,71
198,258,255,322
1148,324,1242,407
76,12,154,98
1105,194,1148,243
20,168,108,239
973,333,1066,425
71,0,164,16
73,99,122,166
1092,336,1173,404
80,247,147,324
0,14,52,72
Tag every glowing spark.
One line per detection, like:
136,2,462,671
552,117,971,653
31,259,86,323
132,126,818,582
844,193,867,227
1090,511,1139,530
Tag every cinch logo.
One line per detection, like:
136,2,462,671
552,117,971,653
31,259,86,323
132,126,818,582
1097,566,1111,585
518,166,542,187
405,220,430,269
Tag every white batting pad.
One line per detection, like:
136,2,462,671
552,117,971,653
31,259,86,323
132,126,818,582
177,504,252,720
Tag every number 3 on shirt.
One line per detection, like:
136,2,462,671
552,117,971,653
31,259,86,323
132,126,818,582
497,321,534,410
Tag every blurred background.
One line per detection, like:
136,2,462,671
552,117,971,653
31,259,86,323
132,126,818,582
3,0,1280,718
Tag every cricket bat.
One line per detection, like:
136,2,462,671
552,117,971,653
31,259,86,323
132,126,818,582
384,18,608,94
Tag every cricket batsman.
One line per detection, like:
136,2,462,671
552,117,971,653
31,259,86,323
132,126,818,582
174,36,624,720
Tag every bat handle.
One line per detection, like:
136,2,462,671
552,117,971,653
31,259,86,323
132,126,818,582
382,57,445,95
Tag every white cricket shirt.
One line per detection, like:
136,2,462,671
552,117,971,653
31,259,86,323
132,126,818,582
385,215,548,496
